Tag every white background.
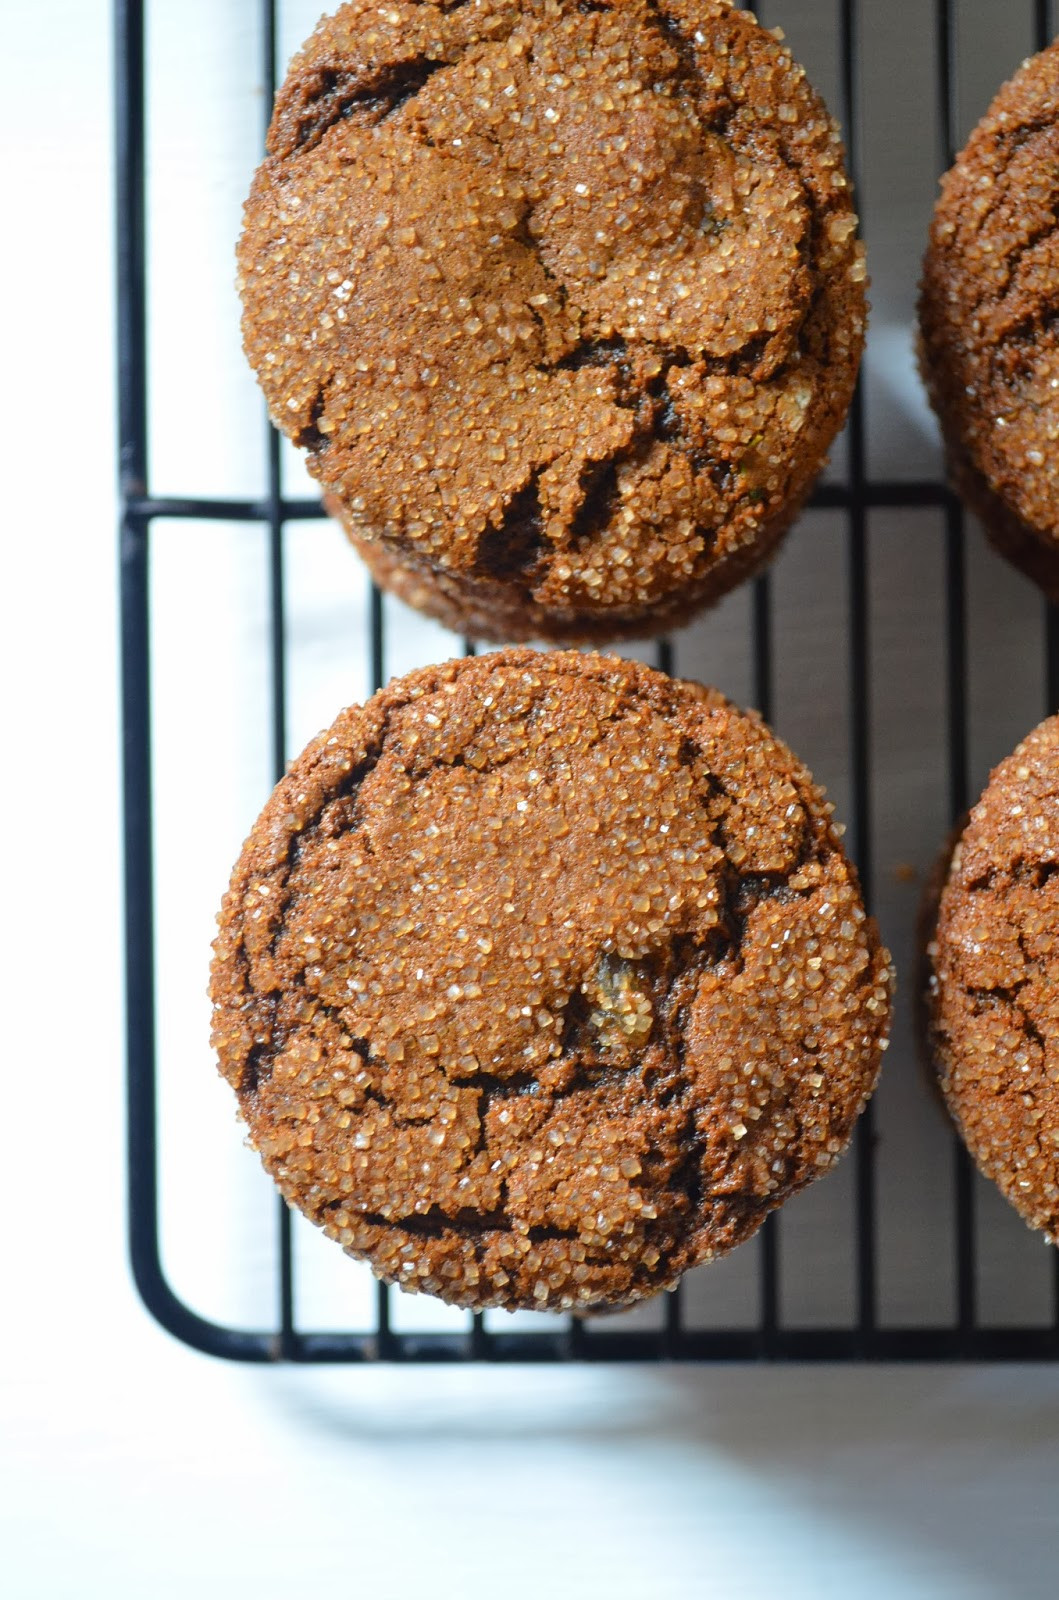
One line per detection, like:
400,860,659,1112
4,2,1059,1595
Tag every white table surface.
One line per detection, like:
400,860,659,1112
5,3,1059,1595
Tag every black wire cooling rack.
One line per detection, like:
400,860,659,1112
119,0,1059,1361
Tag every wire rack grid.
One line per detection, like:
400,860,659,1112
119,0,1059,1361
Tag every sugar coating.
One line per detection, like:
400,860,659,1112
238,0,867,643
330,494,735,642
210,650,892,1312
927,716,1059,1241
920,42,1059,597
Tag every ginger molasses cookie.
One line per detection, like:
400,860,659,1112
925,716,1059,1239
239,0,867,644
920,43,1059,599
914,815,967,1105
210,650,892,1312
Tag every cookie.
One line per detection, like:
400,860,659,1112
915,817,970,1116
329,490,761,644
920,42,1059,599
925,716,1059,1239
210,649,892,1312
239,0,867,644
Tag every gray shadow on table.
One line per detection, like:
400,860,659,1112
257,1361,1059,1600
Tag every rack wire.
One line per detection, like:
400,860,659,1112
119,0,1059,1361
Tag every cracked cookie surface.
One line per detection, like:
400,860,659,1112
920,41,1059,597
210,650,891,1312
926,715,1059,1240
238,0,866,642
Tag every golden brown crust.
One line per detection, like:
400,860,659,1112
329,491,793,642
945,441,1059,604
916,815,967,1105
239,0,866,643
920,42,1059,593
926,717,1059,1239
210,649,892,1312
